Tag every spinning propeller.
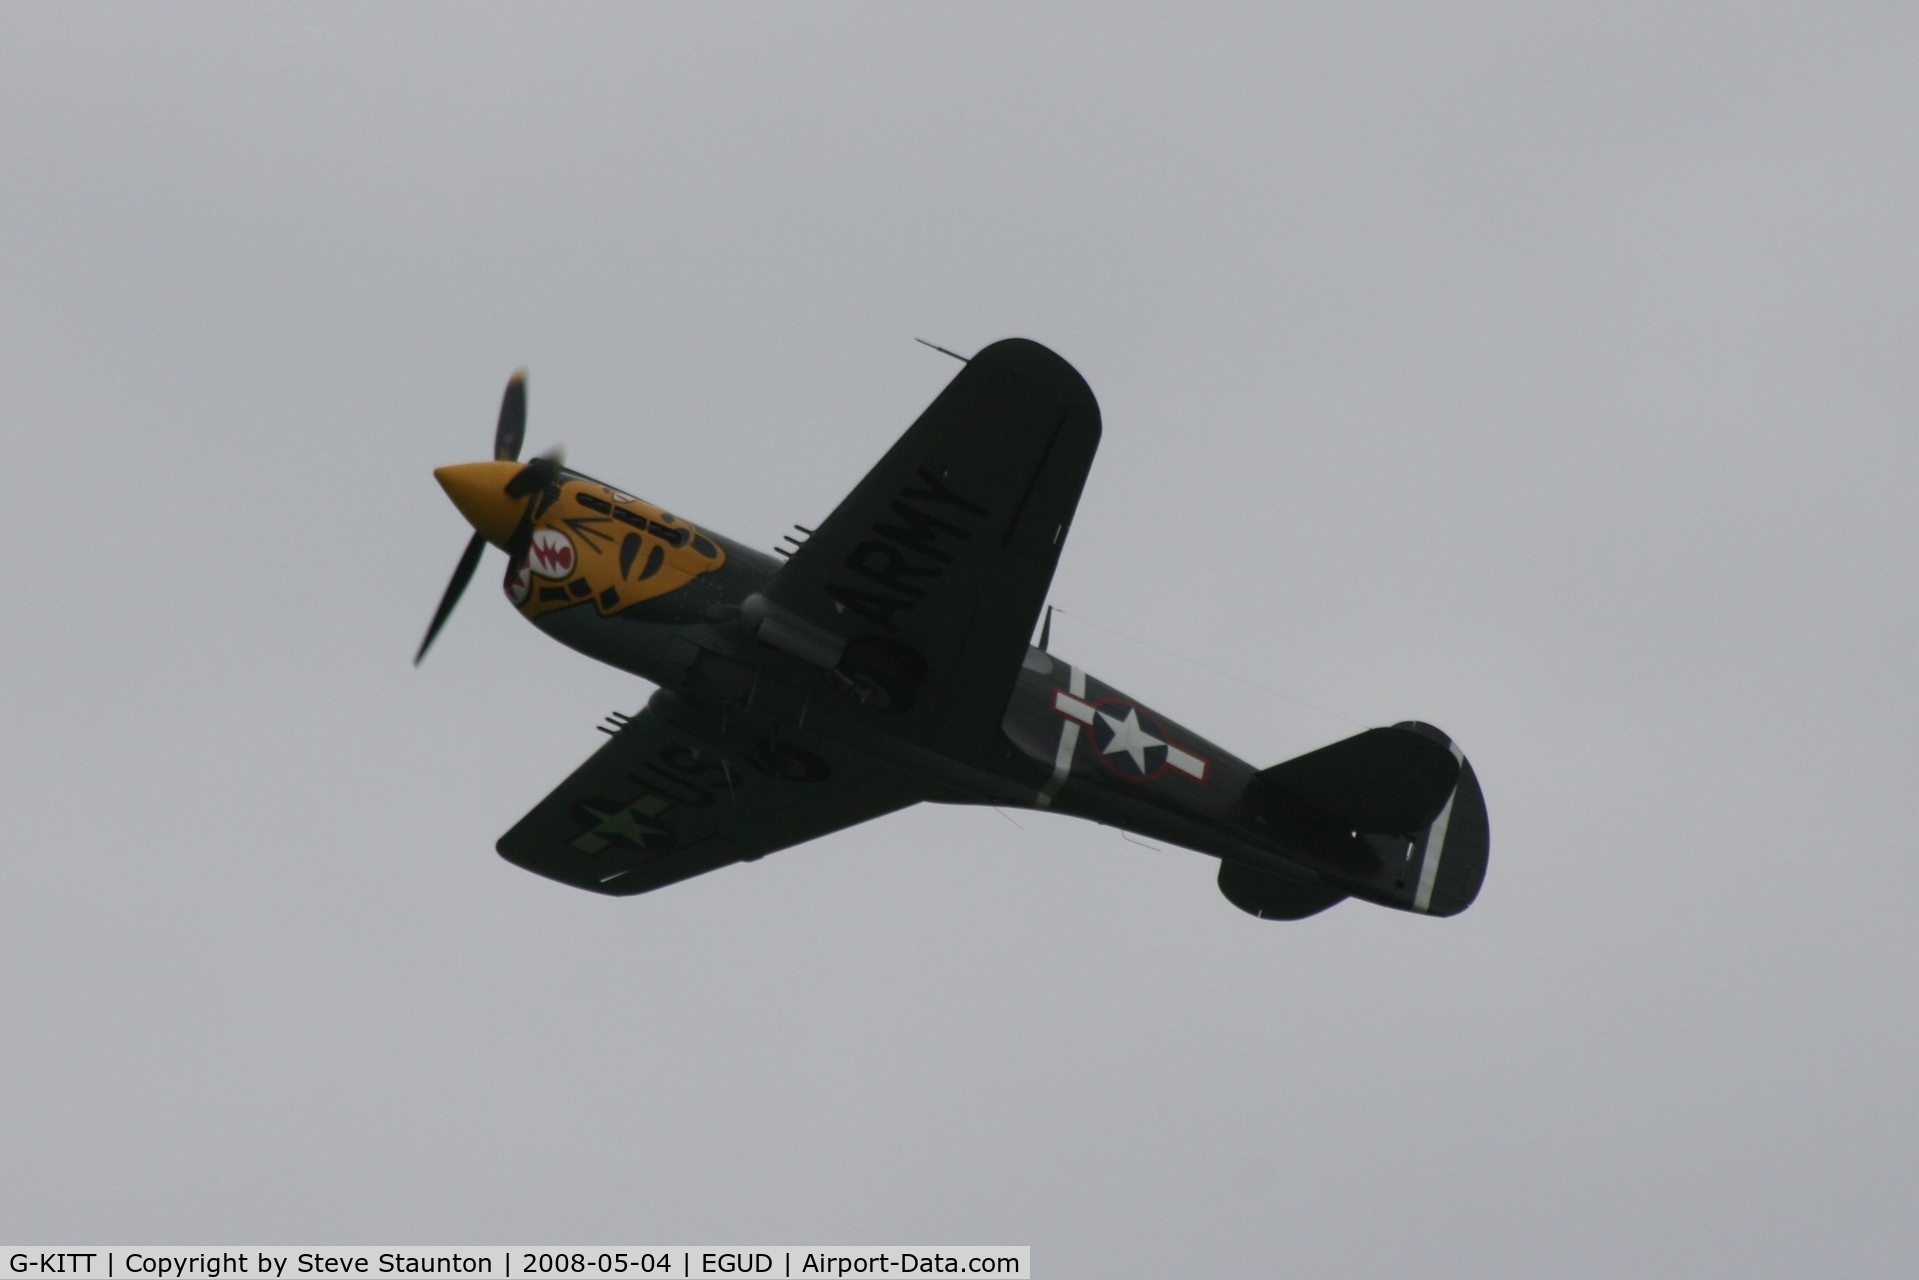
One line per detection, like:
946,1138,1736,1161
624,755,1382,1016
414,372,564,664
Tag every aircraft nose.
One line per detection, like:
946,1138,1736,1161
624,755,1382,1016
434,460,528,546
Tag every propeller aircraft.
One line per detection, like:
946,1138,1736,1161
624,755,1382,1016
418,340,1488,920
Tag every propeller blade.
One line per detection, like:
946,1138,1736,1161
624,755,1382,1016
504,507,535,563
504,445,565,499
500,454,556,576
414,531,487,665
502,500,537,597
494,371,527,462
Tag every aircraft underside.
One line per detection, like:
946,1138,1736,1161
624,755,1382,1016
420,340,1489,920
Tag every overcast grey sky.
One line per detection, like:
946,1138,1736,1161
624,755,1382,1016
3,4,1916,1275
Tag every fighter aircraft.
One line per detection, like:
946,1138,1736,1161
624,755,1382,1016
417,340,1487,920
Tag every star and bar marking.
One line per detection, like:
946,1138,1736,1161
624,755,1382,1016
1051,687,1209,783
570,792,672,853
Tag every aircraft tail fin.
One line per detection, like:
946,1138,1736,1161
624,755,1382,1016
1234,722,1489,917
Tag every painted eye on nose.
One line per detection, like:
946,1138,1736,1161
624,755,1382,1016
527,528,576,578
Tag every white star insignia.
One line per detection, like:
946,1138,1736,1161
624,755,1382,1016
573,801,668,853
1096,706,1165,773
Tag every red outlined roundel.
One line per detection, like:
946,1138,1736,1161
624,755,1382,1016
1064,693,1211,784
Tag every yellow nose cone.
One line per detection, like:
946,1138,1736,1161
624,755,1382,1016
435,460,530,546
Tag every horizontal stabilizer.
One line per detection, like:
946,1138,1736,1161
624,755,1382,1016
1257,725,1458,835
1217,861,1347,920
1244,721,1489,917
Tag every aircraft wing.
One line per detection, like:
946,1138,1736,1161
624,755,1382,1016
761,338,1101,769
497,696,926,896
